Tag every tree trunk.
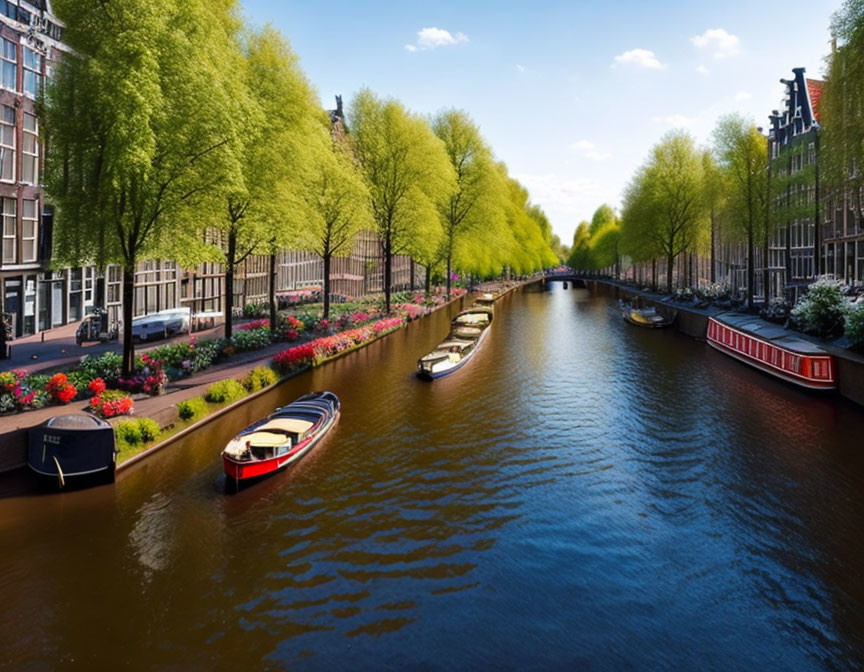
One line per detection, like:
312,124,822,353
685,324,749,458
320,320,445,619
446,251,452,299
224,230,236,340
268,248,277,338
747,227,755,308
409,258,415,292
710,211,716,284
323,252,331,320
425,265,431,296
121,264,135,378
383,235,392,314
666,255,674,295
652,258,657,291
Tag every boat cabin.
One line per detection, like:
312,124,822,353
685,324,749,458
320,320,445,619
235,418,313,460
707,315,835,388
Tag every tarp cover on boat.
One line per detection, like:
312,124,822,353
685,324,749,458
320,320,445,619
28,414,115,477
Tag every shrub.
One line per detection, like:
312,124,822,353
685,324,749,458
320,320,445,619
137,418,161,443
204,379,246,404
230,327,271,352
115,421,142,446
242,366,279,392
74,351,122,385
176,396,209,421
846,303,864,351
115,418,161,452
791,277,849,337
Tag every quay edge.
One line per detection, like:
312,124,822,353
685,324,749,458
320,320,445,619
581,279,864,410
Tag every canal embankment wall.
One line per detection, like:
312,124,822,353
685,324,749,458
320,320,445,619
580,278,864,409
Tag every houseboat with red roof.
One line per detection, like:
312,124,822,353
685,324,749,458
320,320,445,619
707,314,835,390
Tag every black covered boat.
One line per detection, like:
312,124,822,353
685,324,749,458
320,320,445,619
28,414,116,488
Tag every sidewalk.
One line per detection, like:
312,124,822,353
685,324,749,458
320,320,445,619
1,318,234,374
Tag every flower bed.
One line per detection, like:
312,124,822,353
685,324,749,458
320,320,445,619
273,316,405,374
1,280,460,416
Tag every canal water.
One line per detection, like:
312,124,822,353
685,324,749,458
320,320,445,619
3,285,864,671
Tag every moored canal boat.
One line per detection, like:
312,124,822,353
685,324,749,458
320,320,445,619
476,293,495,307
707,315,836,390
417,308,494,380
28,414,116,488
620,301,675,328
222,391,340,486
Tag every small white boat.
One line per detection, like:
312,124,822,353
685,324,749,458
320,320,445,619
417,307,493,380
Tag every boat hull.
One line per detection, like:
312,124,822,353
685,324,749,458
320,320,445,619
223,410,339,484
28,419,116,488
706,317,836,391
417,327,489,380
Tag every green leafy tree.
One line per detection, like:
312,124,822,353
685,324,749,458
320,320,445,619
295,137,372,319
432,109,505,297
42,0,243,375
701,150,728,284
588,204,618,236
822,1,864,202
714,115,769,307
567,222,593,270
590,222,622,277
620,132,708,294
217,26,326,338
349,90,454,313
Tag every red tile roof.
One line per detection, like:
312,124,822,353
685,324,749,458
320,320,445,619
807,78,824,122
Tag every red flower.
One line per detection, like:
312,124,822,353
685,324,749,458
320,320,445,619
89,378,106,396
57,383,77,404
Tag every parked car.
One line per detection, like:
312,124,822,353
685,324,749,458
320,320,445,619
131,307,191,342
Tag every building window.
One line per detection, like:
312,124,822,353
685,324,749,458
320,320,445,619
22,199,37,262
2,197,16,263
0,105,14,182
22,47,42,98
1,38,15,91
22,113,38,185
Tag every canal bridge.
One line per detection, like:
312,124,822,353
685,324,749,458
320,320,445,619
525,269,592,289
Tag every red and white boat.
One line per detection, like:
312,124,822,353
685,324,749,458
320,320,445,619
707,315,835,390
222,391,340,486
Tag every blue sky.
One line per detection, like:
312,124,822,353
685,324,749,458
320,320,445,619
241,0,843,244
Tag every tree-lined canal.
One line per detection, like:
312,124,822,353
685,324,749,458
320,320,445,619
3,285,864,670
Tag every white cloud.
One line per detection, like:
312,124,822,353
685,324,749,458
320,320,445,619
651,114,698,128
690,28,741,59
613,48,666,70
696,64,710,76
516,64,526,72
514,173,601,214
733,90,751,102
405,27,468,52
570,140,612,161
